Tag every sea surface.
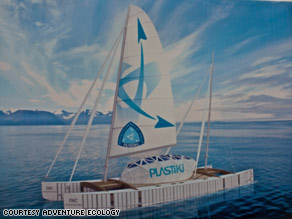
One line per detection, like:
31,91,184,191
0,121,291,218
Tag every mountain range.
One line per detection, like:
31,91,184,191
0,109,112,125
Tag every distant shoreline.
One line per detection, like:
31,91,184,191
0,109,112,126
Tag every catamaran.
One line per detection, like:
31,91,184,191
42,5,253,210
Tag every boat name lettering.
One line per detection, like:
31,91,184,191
149,164,184,178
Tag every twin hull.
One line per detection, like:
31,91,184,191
42,169,254,210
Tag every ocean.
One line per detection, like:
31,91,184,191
0,121,291,218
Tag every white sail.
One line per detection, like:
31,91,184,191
108,5,176,158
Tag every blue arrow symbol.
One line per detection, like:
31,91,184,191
137,18,147,43
155,115,175,128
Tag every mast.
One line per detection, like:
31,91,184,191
194,71,211,177
204,52,214,169
103,7,130,182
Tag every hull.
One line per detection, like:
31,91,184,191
42,178,119,201
42,179,104,201
42,168,254,210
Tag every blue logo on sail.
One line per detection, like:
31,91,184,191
118,122,144,147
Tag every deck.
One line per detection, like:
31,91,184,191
79,168,233,191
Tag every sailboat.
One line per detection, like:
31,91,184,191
42,5,253,210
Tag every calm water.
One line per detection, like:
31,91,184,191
0,121,291,218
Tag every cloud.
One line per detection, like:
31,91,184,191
30,0,42,4
34,21,42,27
239,63,286,79
29,99,44,103
23,61,82,107
148,0,165,23
0,61,11,71
0,0,124,110
239,94,287,103
220,38,291,87
252,55,281,67
164,4,233,81
175,94,275,122
251,85,291,99
43,28,71,58
23,60,116,109
213,38,292,120
215,80,292,120
98,95,115,113
20,75,35,86
67,44,101,55
175,36,292,122
224,36,259,57
236,94,292,119
165,35,201,80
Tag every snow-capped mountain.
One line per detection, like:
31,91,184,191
0,109,112,125
54,109,75,120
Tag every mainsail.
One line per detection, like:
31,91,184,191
108,5,176,158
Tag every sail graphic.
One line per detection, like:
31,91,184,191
108,5,176,158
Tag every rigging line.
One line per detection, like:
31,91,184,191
205,52,214,169
104,7,130,182
165,71,209,155
69,31,122,182
216,72,235,172
45,29,123,179
194,69,212,177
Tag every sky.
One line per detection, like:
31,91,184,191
0,0,291,121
